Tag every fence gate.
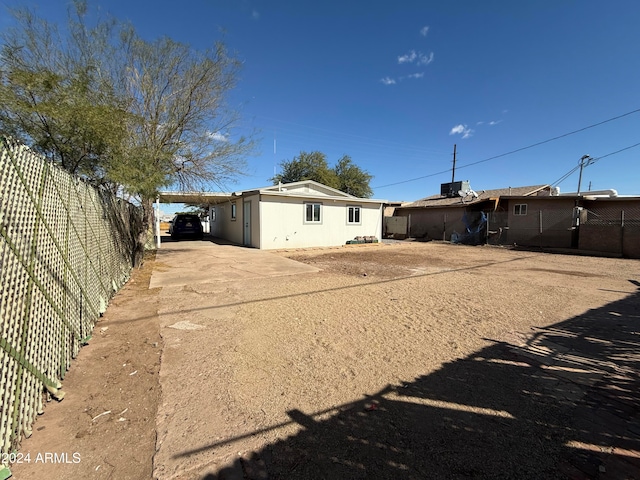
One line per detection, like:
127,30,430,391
384,216,408,238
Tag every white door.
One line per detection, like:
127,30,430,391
243,201,251,246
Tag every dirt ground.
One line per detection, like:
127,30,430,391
10,253,162,480
10,241,640,479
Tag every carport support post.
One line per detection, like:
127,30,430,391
155,197,161,249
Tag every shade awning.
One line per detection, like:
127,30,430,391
157,191,235,205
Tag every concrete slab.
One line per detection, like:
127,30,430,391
149,239,320,288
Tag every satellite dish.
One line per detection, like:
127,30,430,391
458,190,466,197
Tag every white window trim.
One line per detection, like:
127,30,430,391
304,202,322,224
347,205,362,225
231,202,237,220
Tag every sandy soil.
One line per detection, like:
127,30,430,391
10,253,162,480
10,241,640,479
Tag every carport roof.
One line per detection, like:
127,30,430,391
157,191,234,205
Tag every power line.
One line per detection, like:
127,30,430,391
550,165,581,187
592,141,640,162
550,141,640,187
374,108,640,189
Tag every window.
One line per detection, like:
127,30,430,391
305,202,322,223
231,202,237,220
347,205,361,225
514,204,527,216
211,207,216,222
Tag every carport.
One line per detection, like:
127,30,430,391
154,191,235,248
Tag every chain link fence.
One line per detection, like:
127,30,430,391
583,205,640,226
489,208,575,249
0,138,142,463
580,205,640,257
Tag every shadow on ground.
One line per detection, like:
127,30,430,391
194,283,640,479
159,234,240,246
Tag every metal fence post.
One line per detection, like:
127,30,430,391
443,213,447,241
621,209,625,256
486,211,490,245
539,210,543,249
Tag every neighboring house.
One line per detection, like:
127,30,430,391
393,184,552,242
208,180,387,249
392,182,640,257
481,189,581,248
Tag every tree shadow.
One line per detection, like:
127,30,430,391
159,234,241,246
191,283,640,479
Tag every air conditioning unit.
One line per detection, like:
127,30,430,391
441,181,470,198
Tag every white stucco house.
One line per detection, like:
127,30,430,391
208,180,387,249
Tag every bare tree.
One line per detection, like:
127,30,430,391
113,32,253,197
0,1,255,264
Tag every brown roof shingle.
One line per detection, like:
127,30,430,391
401,185,549,208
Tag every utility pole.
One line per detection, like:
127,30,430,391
577,154,594,195
451,144,457,184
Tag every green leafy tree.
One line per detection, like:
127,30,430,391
0,1,254,264
271,151,373,198
270,151,338,187
0,4,130,181
333,155,373,198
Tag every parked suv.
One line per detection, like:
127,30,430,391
170,213,204,240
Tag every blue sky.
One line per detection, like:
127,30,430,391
2,0,640,214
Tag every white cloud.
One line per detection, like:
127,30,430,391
420,26,430,37
407,72,424,79
398,50,434,66
398,50,417,64
252,9,260,20
449,124,474,139
208,131,228,142
417,52,434,65
489,120,502,126
380,77,396,85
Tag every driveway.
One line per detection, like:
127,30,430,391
150,238,320,288
150,239,321,479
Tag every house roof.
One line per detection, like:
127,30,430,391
242,180,354,198
159,180,387,206
238,180,387,203
400,185,550,209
